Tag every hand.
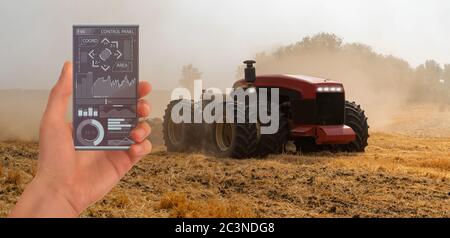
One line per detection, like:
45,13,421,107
9,62,152,217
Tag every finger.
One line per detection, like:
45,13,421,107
137,99,151,118
128,139,152,163
138,81,152,99
43,62,73,123
130,121,152,143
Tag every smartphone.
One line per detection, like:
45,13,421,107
73,25,139,150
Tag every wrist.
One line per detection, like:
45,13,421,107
9,176,80,218
34,176,81,216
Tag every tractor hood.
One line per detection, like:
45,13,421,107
233,74,344,99
271,74,335,84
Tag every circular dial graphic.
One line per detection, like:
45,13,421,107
76,119,105,146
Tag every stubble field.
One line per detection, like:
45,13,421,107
0,104,449,217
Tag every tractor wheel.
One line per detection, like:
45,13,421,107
163,100,194,152
210,101,258,159
188,101,207,150
341,101,369,152
256,104,289,157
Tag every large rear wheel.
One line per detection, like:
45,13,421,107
341,101,369,152
163,100,193,152
210,102,258,159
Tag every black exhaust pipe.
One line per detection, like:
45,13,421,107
244,60,256,83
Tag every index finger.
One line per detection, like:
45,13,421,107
139,81,152,98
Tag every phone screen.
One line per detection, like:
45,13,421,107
73,25,139,150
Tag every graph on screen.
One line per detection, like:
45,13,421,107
93,75,136,98
108,137,134,146
100,105,136,118
76,74,136,98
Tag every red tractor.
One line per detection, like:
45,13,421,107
163,60,369,158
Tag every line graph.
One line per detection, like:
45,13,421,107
100,105,136,118
108,137,134,146
92,75,136,98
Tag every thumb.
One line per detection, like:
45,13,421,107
43,62,73,123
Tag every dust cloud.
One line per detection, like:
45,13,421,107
248,33,450,131
254,56,411,130
0,90,48,141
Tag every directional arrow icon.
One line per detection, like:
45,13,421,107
115,50,122,59
88,50,95,59
101,65,110,71
101,38,110,45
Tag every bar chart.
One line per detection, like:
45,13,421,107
77,106,99,117
75,72,94,98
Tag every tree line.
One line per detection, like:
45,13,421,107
246,33,450,104
180,33,450,105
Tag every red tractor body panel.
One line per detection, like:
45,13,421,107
291,124,356,144
234,74,345,99
234,74,356,145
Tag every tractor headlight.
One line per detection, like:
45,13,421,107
247,87,257,94
317,86,343,93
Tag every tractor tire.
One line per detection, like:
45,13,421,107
341,101,369,152
163,100,194,152
256,103,289,157
187,101,207,150
209,101,258,159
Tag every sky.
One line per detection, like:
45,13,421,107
0,0,449,90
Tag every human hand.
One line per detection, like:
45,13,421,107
9,62,152,217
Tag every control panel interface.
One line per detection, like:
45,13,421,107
73,25,139,150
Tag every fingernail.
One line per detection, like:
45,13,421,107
61,62,68,74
